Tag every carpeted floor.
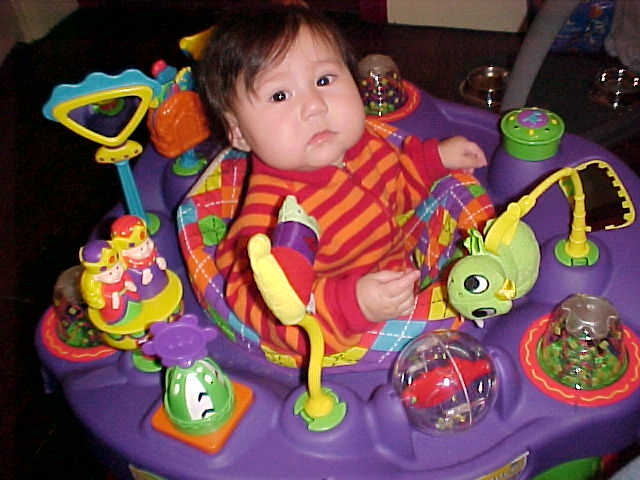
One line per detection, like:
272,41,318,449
3,1,639,478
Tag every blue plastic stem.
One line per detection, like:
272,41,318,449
114,160,147,223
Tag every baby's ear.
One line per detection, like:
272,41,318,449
223,112,251,151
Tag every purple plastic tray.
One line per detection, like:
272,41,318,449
36,90,640,480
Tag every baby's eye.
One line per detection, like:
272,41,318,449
317,75,335,87
270,90,288,102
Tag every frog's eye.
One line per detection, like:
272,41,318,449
464,275,489,294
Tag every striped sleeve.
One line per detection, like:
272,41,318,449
400,135,448,201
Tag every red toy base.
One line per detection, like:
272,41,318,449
520,314,640,407
40,307,117,362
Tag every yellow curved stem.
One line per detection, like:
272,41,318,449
298,314,333,418
248,231,334,419
484,167,589,259
563,169,590,258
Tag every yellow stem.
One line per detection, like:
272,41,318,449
564,169,590,258
484,167,590,259
298,313,333,418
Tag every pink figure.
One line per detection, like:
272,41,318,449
111,215,168,299
80,240,140,324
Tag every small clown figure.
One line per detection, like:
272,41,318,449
111,215,168,299
79,240,140,325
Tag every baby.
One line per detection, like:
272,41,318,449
198,4,489,359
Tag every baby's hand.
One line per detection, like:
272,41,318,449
356,269,420,322
438,136,487,171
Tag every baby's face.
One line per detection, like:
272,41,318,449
224,25,365,171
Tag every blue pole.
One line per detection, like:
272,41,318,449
114,160,147,223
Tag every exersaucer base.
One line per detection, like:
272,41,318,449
35,87,640,480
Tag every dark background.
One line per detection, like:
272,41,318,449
2,1,638,478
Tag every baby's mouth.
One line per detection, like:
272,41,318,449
308,130,336,146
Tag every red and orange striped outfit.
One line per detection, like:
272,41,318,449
215,121,449,358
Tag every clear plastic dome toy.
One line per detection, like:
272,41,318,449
392,330,497,435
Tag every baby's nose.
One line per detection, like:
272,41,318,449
300,90,328,119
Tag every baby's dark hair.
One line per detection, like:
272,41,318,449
197,4,357,141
